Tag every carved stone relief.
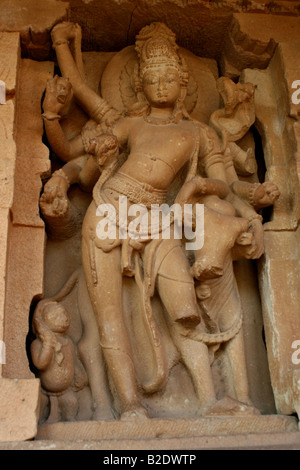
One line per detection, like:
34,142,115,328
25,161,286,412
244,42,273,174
34,19,283,426
0,0,300,449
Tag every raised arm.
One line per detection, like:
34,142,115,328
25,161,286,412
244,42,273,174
51,22,120,125
199,124,265,258
175,176,229,206
200,125,260,218
42,75,85,162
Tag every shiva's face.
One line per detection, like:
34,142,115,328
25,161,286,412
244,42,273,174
142,65,181,109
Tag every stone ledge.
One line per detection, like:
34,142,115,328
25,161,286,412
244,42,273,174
1,430,300,450
36,414,298,443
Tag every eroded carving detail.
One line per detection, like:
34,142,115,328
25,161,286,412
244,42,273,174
33,21,280,424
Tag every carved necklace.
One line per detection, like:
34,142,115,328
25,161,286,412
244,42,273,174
143,113,176,126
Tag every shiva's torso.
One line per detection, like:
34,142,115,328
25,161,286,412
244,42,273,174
114,116,198,190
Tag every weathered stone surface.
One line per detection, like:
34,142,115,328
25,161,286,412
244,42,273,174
243,57,300,230
0,59,53,378
259,230,300,416
0,32,20,209
66,0,232,59
278,42,300,199
36,414,298,441
32,19,281,428
3,225,47,379
13,59,53,227
0,32,20,95
234,260,276,414
221,14,300,77
243,49,300,417
234,12,300,44
0,100,16,210
0,208,10,377
2,59,52,379
0,378,40,442
0,0,69,60
1,430,300,449
0,32,19,379
0,0,299,449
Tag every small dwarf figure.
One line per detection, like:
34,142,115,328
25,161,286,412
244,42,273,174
31,301,88,423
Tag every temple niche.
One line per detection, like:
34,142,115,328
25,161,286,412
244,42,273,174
0,0,300,450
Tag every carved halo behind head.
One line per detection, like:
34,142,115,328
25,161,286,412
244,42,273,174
100,22,220,123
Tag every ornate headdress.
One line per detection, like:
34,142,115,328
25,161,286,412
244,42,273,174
135,22,187,85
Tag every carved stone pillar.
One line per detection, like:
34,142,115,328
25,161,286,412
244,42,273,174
0,31,41,442
0,1,68,442
233,15,300,420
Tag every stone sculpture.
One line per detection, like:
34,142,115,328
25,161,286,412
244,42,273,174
34,21,280,423
31,300,88,422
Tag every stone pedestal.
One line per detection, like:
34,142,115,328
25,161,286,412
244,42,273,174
0,378,40,442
